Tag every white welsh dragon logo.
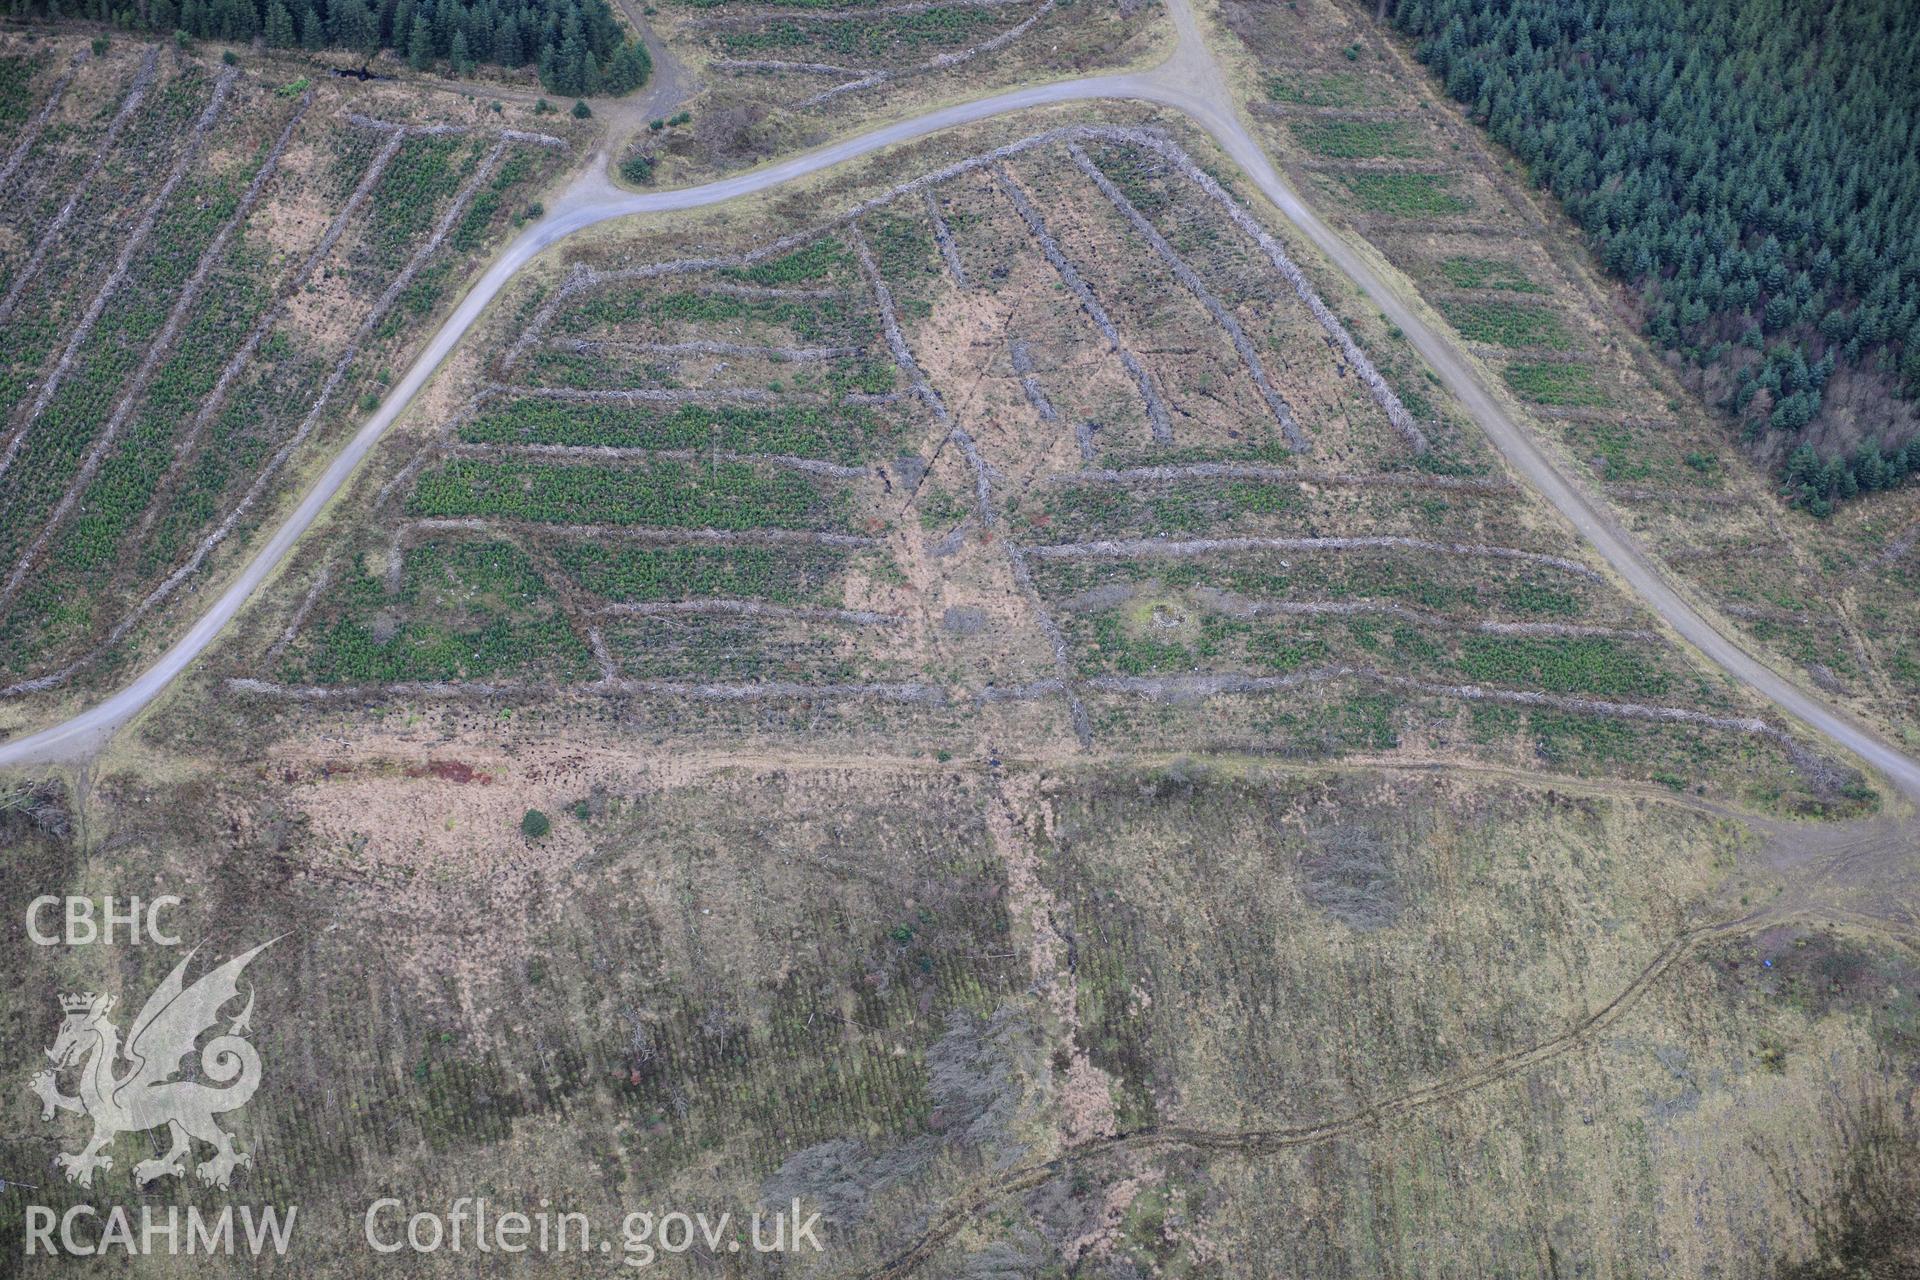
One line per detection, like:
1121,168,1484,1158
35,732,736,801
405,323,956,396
27,940,276,1190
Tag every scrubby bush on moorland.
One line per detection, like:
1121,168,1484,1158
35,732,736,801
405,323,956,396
32,0,651,96
1396,0,1920,504
618,150,655,184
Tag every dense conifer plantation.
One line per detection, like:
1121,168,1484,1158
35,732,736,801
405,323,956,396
15,0,652,96
1393,0,1920,511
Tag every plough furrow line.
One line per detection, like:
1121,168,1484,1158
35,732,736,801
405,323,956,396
1105,593,1657,642
0,60,77,195
862,898,1751,1280
712,59,879,77
133,127,409,543
925,189,969,286
992,162,1173,443
798,0,1056,107
264,557,334,662
1088,125,1430,454
1082,666,1793,746
696,0,1034,24
1008,339,1058,423
0,69,264,612
0,46,159,337
550,337,864,362
597,600,903,626
1023,535,1602,580
403,518,881,549
1069,142,1307,452
1055,463,1511,494
342,114,567,148
99,141,505,672
1011,543,1093,747
444,441,868,479
225,676,949,704
489,382,779,405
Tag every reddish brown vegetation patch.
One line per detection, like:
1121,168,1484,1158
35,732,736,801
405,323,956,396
404,759,494,785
